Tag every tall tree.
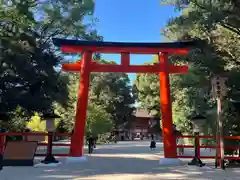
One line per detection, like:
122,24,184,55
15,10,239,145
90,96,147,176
56,59,136,132
160,0,240,36
0,19,68,113
54,72,115,137
133,1,240,144
90,70,136,127
55,73,113,137
0,0,102,130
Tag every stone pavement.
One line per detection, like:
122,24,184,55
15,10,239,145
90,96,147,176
1,141,240,180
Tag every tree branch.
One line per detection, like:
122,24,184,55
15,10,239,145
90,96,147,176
219,23,240,36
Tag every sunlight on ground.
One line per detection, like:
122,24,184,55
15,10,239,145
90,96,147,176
41,175,76,179
73,173,185,180
89,153,161,160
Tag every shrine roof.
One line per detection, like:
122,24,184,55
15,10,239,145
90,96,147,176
52,38,200,49
133,108,152,118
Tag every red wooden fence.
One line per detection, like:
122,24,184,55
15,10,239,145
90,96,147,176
1,132,240,161
0,132,72,157
176,135,240,160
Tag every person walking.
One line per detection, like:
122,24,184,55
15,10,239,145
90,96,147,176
151,134,154,140
87,136,94,154
150,134,156,150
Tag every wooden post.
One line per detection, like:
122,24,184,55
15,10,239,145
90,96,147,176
218,97,225,169
215,109,220,168
212,75,227,169
0,135,5,155
121,53,130,67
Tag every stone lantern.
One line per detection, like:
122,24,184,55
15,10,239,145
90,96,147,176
42,112,61,132
188,114,206,167
191,114,206,134
40,111,61,164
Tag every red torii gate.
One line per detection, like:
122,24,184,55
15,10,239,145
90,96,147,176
52,38,196,159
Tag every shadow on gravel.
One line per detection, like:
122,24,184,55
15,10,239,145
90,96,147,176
1,154,238,180
1,142,239,180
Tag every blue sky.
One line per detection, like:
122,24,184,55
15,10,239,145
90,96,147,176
93,0,179,83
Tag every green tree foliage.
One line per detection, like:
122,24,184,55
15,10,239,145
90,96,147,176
134,73,160,116
35,0,101,41
90,70,136,127
53,73,79,131
159,0,240,138
133,1,240,155
1,106,28,132
26,113,46,132
86,102,113,137
160,0,240,36
0,25,68,112
0,0,101,130
56,60,136,136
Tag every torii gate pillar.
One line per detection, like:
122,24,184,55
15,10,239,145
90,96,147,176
159,53,176,158
69,51,92,157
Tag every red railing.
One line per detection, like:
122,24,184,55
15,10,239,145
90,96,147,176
1,132,240,161
0,132,72,157
176,135,240,160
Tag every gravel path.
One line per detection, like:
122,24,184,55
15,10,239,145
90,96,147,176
1,141,240,180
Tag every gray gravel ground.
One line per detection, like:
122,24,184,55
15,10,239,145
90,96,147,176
0,141,240,180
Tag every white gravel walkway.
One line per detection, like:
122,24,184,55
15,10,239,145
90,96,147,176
0,141,240,180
